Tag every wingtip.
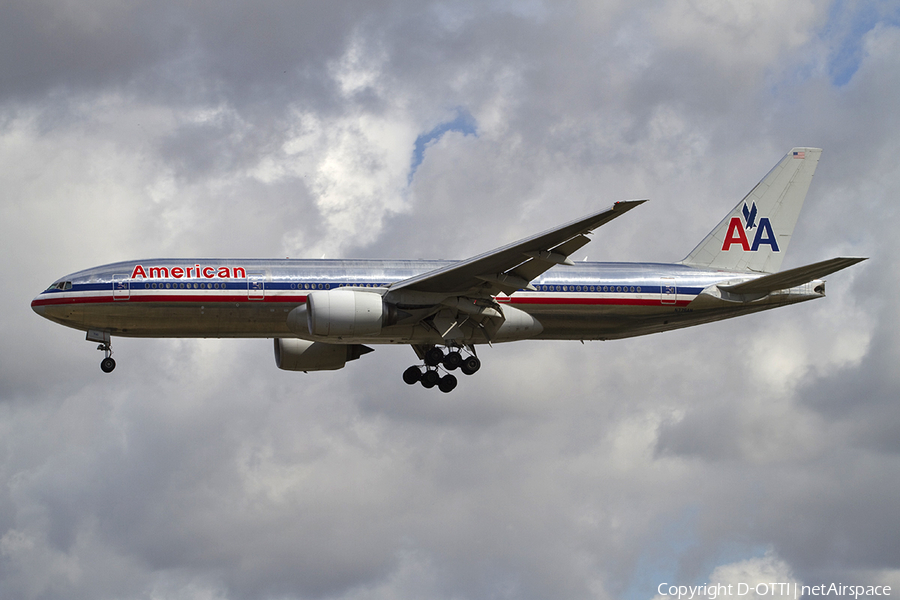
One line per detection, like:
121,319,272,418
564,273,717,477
613,199,649,210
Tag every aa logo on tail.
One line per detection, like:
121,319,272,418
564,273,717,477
722,202,779,252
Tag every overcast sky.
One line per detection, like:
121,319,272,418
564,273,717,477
1,1,898,599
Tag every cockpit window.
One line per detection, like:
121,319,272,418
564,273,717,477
46,281,72,291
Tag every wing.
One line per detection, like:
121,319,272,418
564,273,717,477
388,200,646,296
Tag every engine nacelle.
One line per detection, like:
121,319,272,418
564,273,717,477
274,338,372,371
301,290,385,338
491,304,544,342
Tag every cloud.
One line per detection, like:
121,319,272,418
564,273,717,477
2,1,899,599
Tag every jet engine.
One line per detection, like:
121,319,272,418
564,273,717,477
491,304,544,341
274,338,373,371
290,290,386,338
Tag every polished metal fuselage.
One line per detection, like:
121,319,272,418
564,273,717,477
31,258,824,345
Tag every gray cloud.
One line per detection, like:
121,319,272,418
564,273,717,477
1,1,898,599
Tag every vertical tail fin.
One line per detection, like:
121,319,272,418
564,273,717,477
681,147,822,273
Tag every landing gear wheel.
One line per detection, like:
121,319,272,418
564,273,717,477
95,339,115,373
443,351,462,371
421,370,440,388
461,356,481,375
438,374,458,393
408,344,479,391
424,347,444,367
402,366,422,385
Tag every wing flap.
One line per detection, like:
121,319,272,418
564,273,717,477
719,257,867,295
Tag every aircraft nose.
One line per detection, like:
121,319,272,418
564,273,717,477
31,296,46,317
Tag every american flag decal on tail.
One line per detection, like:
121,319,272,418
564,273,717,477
793,151,805,159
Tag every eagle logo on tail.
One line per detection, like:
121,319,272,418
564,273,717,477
742,202,758,229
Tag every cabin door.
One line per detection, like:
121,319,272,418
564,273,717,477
113,274,130,300
660,277,677,305
248,272,266,300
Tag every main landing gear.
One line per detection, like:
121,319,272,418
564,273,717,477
402,345,481,393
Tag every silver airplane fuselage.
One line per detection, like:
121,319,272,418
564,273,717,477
31,258,823,344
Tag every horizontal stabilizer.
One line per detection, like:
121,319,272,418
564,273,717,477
719,257,867,295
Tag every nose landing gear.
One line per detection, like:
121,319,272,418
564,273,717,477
403,345,480,392
87,330,115,373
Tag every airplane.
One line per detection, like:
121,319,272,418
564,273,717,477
32,148,866,392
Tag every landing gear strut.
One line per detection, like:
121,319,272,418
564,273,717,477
403,345,480,393
87,330,115,373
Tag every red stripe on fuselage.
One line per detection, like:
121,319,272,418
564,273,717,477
31,294,309,306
